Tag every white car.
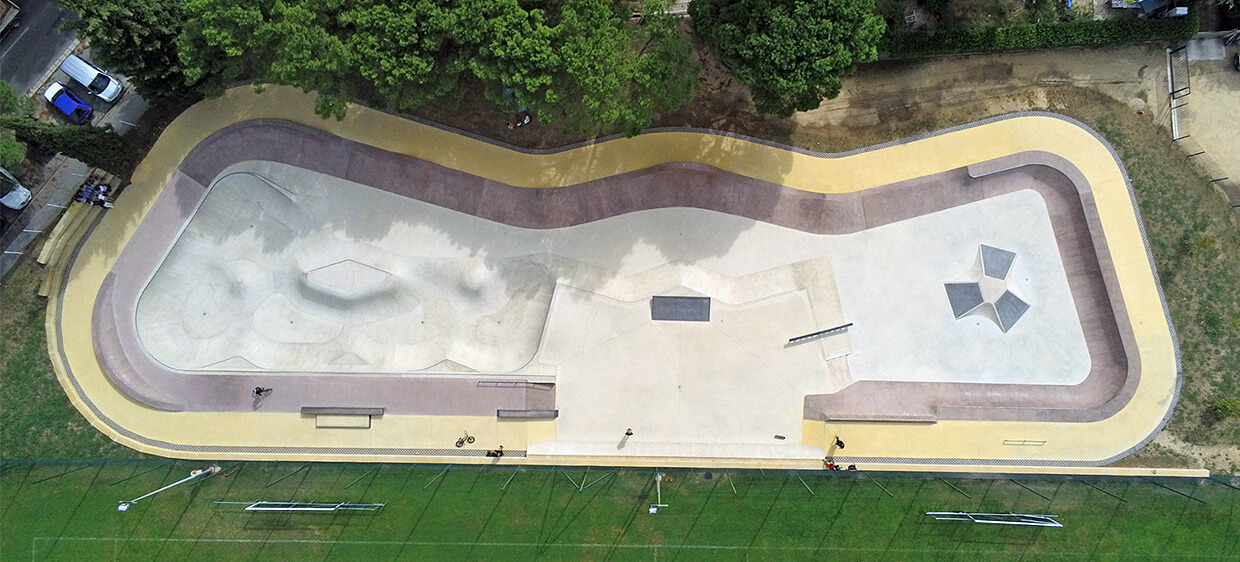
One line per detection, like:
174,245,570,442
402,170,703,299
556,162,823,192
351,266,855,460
1,167,31,210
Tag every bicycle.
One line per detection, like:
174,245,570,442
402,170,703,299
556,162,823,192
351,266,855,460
455,431,475,448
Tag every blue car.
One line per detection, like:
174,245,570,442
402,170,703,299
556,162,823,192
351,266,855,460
43,82,93,125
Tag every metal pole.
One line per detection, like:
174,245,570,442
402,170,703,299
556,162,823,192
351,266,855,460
118,466,219,511
423,465,451,490
265,465,308,488
939,477,972,499
1152,480,1206,504
1208,477,1240,491
581,469,618,491
796,474,816,496
870,477,894,498
562,470,580,490
1081,480,1127,502
501,467,519,491
344,466,379,489
1010,479,1052,502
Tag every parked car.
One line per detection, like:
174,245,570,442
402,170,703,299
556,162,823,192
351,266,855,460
43,82,93,125
1,166,31,210
59,55,124,102
0,0,19,39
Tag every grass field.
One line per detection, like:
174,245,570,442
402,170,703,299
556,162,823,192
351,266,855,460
2,461,1238,560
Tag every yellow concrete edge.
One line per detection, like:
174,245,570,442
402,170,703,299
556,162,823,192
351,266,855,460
46,85,1181,472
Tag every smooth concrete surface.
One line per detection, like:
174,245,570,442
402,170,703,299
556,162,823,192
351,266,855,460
46,86,1182,473
834,188,1088,386
135,161,1084,390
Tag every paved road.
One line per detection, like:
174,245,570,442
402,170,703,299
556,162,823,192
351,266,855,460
0,0,77,94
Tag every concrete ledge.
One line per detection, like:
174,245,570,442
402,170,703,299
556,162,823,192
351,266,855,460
823,414,938,423
497,409,559,419
314,414,372,429
301,407,385,416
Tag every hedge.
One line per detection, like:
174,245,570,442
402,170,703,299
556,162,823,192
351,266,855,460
883,17,1198,57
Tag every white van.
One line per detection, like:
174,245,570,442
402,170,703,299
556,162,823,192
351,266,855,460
59,55,124,103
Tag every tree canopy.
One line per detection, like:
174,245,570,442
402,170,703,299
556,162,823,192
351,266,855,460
171,0,697,134
58,0,200,101
689,0,885,117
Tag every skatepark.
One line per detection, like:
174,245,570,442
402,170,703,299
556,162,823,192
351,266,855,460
46,86,1182,472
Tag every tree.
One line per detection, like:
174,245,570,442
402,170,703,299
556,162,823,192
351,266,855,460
690,0,885,117
177,0,697,134
465,0,560,121
618,2,698,135
1207,0,1237,12
179,0,467,119
58,0,201,101
476,0,698,136
0,81,34,116
0,117,131,175
0,81,32,168
176,0,282,99
340,0,468,114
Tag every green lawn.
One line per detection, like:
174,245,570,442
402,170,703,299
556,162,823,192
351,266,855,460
0,253,145,460
2,462,1237,560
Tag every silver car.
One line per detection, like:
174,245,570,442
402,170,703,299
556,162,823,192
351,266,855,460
1,166,31,210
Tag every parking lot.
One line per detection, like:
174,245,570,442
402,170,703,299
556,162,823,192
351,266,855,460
0,2,147,277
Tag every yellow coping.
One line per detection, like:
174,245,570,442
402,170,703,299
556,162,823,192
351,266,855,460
47,85,1182,475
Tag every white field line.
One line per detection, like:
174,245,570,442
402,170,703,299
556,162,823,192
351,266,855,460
30,536,825,550
28,537,1229,559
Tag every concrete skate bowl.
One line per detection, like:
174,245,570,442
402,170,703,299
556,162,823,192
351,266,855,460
85,117,1169,440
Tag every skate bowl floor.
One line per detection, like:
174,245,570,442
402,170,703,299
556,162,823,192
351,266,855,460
48,86,1184,473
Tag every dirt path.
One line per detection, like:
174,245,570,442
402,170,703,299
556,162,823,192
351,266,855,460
795,43,1240,193
799,45,1168,132
1178,52,1240,184
1153,432,1240,473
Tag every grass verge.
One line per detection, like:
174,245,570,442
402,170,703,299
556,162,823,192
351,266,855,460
0,251,144,460
2,462,1237,559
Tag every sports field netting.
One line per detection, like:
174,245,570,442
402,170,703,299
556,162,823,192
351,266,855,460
3,461,1237,560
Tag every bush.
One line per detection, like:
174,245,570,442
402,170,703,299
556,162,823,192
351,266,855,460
1213,396,1240,420
0,132,24,168
883,16,1198,57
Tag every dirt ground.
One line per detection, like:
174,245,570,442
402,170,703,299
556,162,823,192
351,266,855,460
798,45,1173,146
